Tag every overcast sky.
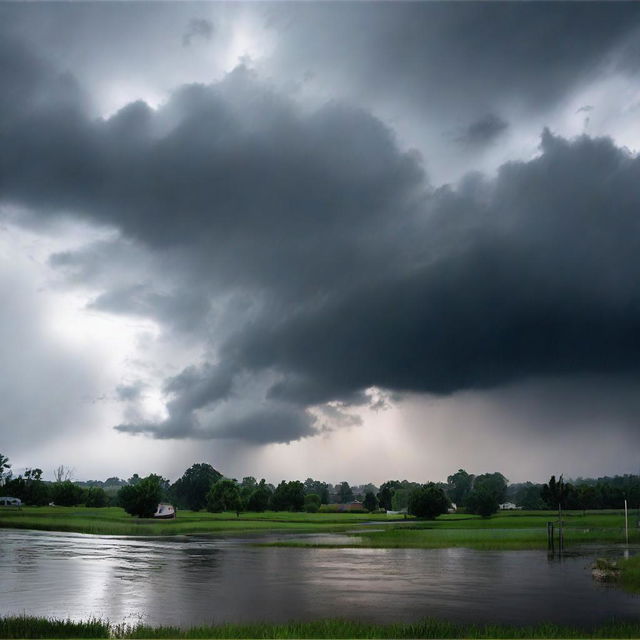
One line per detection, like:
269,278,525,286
2,2,640,486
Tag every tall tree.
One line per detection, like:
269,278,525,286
171,463,223,511
466,472,508,517
337,481,354,504
118,474,164,518
246,479,273,512
207,478,242,514
408,483,450,519
23,468,49,506
304,478,330,504
446,469,474,506
270,480,305,511
541,475,574,509
363,491,378,512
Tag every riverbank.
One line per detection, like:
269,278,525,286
5,616,640,639
260,510,638,550
0,507,636,550
0,506,403,536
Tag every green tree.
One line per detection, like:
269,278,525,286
270,480,305,511
118,474,164,518
85,487,108,508
51,480,84,507
466,486,499,517
23,468,49,506
363,491,378,512
511,482,546,510
476,472,508,503
408,483,450,519
206,478,242,514
466,472,508,517
541,474,575,509
446,469,474,506
304,493,321,513
391,488,410,511
171,463,223,511
246,479,273,512
337,481,354,504
377,485,393,511
304,478,330,504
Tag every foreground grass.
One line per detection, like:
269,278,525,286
5,617,640,639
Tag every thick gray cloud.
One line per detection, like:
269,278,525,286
456,114,508,148
182,18,214,48
2,6,640,447
264,3,640,114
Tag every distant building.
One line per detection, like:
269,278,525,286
499,502,520,510
0,497,22,507
447,502,457,513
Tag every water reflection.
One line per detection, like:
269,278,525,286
0,529,639,628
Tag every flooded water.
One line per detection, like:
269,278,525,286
1,528,639,628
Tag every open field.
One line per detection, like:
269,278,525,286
5,616,640,639
260,509,640,550
0,507,637,550
0,506,404,536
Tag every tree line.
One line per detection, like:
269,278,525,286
2,452,639,519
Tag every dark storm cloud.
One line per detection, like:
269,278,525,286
265,2,640,115
456,114,508,148
3,17,640,444
224,131,640,404
116,361,316,442
182,18,214,47
116,405,315,444
89,284,210,334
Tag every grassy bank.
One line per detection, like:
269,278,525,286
261,510,640,550
5,616,640,639
0,506,401,537
1,507,636,550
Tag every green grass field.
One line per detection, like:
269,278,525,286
0,506,636,550
4,616,640,639
0,506,403,536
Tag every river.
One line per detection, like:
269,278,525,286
1,529,639,628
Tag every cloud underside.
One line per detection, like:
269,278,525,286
2,12,640,444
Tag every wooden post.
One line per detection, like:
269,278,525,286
547,521,554,554
558,503,564,553
625,499,629,545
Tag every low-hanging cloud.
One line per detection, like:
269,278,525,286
2,36,640,444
